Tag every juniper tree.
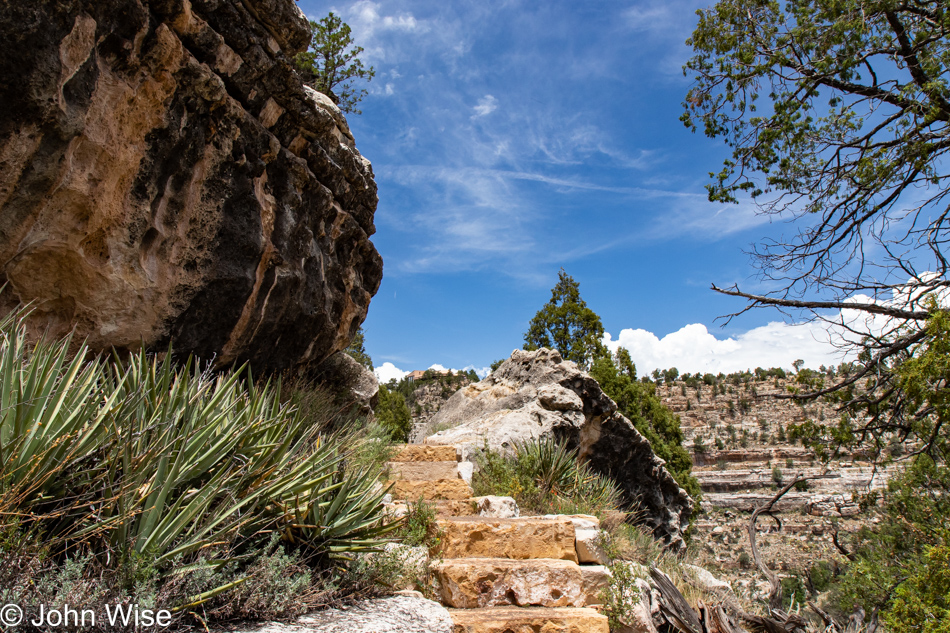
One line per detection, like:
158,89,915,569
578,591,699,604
294,13,375,114
523,269,606,369
684,0,950,459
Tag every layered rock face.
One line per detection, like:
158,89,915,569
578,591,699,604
0,0,382,371
425,349,694,548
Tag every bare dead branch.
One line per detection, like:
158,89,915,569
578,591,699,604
747,472,806,611
710,285,932,321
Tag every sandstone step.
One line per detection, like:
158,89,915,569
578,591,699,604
391,444,459,462
448,607,608,633
438,517,577,562
390,478,474,501
433,558,609,609
388,460,460,481
384,499,478,520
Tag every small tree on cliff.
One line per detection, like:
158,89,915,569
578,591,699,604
523,269,606,369
344,327,373,369
294,13,375,114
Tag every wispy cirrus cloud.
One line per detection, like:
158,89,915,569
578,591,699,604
472,95,498,118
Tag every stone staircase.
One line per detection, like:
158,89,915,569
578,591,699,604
387,444,610,633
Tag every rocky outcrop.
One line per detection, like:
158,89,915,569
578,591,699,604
0,0,382,372
311,352,379,412
424,349,694,548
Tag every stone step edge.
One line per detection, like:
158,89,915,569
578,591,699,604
447,606,608,633
388,478,474,501
386,460,464,481
390,444,460,462
433,558,609,609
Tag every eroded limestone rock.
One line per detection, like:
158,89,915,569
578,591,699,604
0,0,382,372
425,349,694,548
228,595,453,633
473,495,520,518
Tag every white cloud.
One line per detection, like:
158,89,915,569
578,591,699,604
605,274,948,376
603,321,847,376
374,361,490,383
374,362,408,384
463,364,492,379
472,95,498,118
348,1,424,34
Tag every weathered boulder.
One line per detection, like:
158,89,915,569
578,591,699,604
473,495,520,518
425,349,694,548
310,352,379,411
0,0,382,373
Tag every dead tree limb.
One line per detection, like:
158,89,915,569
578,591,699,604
747,472,806,611
831,524,856,561
650,566,704,633
808,600,839,631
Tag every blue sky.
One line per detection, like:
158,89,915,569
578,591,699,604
296,0,854,380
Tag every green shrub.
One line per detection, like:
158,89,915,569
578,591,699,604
600,560,644,631
808,560,834,593
398,498,443,551
375,384,412,441
831,457,950,628
781,575,807,610
772,466,784,485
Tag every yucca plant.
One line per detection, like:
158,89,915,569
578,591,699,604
0,309,114,532
0,310,393,606
514,437,580,495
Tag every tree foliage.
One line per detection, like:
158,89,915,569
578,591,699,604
831,456,950,631
344,327,373,370
374,385,411,442
294,13,375,114
684,0,950,457
522,271,699,501
524,269,606,369
590,354,701,501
